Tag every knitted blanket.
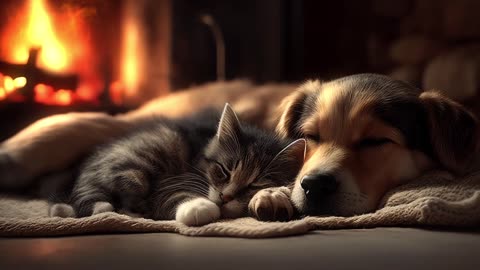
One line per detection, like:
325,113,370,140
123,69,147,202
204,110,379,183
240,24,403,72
1,170,479,238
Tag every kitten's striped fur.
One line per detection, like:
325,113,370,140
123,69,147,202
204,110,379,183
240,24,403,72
67,104,305,225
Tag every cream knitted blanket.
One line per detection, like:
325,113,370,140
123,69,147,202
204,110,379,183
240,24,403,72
1,170,479,238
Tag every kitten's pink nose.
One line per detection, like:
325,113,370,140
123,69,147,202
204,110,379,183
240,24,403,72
221,194,233,203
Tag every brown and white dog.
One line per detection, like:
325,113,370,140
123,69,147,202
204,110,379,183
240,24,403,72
0,74,478,218
275,74,479,216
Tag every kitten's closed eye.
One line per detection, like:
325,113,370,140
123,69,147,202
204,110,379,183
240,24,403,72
249,181,273,189
206,158,230,182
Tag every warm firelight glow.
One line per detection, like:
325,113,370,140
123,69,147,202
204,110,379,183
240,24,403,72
3,76,14,93
54,89,74,105
0,0,101,106
13,77,27,88
0,73,27,101
119,0,146,103
109,81,124,105
122,22,141,95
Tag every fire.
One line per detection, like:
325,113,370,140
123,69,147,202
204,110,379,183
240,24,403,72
3,0,74,72
0,0,100,106
12,0,68,71
117,0,146,105
121,20,142,97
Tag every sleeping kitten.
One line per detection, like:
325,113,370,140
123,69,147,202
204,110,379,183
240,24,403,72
58,104,305,226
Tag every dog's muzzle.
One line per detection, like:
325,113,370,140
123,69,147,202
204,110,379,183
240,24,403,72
300,173,338,211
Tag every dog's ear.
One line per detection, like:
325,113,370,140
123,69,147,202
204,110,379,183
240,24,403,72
420,91,479,173
275,80,320,139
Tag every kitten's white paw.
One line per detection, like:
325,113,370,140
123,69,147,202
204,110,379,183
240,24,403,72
92,201,114,215
49,203,76,218
176,198,220,226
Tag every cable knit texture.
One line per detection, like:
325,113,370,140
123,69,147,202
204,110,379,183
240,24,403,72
1,170,479,238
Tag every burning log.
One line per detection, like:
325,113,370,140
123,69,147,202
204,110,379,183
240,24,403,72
0,48,78,102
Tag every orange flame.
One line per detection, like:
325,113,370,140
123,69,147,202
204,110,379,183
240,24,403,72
122,20,141,96
20,0,67,71
116,0,146,105
3,0,70,72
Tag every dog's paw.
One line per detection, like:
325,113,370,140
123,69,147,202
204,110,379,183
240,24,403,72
176,198,220,226
249,187,294,221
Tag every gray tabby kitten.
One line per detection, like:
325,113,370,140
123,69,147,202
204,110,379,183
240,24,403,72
58,104,305,226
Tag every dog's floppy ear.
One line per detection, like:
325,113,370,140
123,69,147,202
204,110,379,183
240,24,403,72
275,80,320,139
420,91,479,173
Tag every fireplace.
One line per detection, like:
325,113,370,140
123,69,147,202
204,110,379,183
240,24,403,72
0,0,174,107
0,0,172,140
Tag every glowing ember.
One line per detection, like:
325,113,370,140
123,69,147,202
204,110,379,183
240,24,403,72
33,84,72,106
13,77,27,88
54,89,73,106
3,75,14,93
0,73,28,101
34,83,52,102
109,81,124,105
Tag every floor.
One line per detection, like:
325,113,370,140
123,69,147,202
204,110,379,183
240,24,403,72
1,227,479,270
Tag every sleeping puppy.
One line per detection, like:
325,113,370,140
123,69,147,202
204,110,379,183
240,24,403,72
275,74,479,216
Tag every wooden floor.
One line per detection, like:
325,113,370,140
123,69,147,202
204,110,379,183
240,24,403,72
1,227,479,270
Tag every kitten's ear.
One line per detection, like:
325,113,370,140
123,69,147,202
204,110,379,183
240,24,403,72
275,139,307,164
216,103,241,141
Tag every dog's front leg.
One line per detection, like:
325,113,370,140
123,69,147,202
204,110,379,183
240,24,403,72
248,186,295,221
0,112,132,190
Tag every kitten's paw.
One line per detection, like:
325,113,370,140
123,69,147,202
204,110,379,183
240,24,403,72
49,203,76,218
249,187,294,221
176,198,220,226
92,201,114,215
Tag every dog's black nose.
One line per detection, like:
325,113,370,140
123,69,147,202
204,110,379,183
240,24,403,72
301,173,338,195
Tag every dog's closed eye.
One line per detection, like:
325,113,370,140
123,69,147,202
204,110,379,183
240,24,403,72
355,138,394,149
305,133,321,142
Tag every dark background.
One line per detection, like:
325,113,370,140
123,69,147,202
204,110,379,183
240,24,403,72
170,0,377,88
168,0,408,88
